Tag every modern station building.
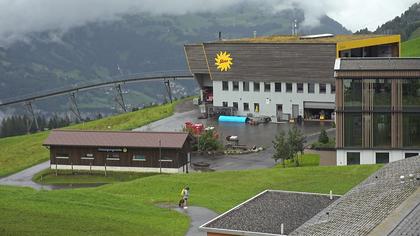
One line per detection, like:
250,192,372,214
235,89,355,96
43,130,191,173
185,34,400,121
335,58,420,165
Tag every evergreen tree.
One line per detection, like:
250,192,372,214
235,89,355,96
318,128,329,144
272,130,291,167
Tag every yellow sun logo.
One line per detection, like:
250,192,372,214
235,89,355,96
215,51,233,72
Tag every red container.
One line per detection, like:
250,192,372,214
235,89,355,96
192,123,204,135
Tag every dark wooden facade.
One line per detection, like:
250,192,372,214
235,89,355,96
50,144,189,168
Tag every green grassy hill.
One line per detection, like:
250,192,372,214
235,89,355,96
402,37,420,57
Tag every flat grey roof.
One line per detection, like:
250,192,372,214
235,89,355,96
291,156,420,236
335,57,420,71
201,190,339,235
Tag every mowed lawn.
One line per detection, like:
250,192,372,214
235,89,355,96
0,101,181,177
0,164,382,235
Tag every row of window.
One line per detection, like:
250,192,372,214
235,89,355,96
55,154,172,162
222,101,259,112
343,79,420,108
346,152,418,165
222,81,335,94
344,113,420,148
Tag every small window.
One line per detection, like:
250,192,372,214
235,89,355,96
243,81,249,91
133,155,146,161
330,83,336,94
56,153,69,160
222,81,229,91
286,83,293,93
297,83,303,93
243,103,249,111
233,102,238,109
376,152,389,164
81,153,94,160
405,153,418,158
308,83,315,93
264,82,271,92
347,152,360,165
232,81,239,91
254,103,260,113
319,83,326,94
222,101,228,107
253,82,260,92
275,82,281,92
159,157,173,162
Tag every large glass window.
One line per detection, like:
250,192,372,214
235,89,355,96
375,152,389,164
344,113,362,147
253,82,260,92
403,113,420,147
308,83,315,93
402,79,420,108
222,81,229,91
347,152,360,165
264,82,271,92
343,79,362,108
373,79,391,109
243,81,249,91
275,83,282,92
232,81,239,91
373,113,391,147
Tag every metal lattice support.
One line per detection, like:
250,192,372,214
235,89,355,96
114,84,127,112
164,79,173,103
24,101,39,133
69,92,83,122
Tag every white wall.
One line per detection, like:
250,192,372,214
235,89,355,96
50,164,189,174
212,80,335,118
336,149,420,166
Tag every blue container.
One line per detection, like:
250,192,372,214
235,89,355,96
218,116,248,123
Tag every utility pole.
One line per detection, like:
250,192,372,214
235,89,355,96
159,139,162,173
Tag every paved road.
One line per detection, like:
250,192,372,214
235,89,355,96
174,206,218,236
0,161,52,190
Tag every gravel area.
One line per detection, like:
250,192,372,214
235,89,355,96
203,190,338,235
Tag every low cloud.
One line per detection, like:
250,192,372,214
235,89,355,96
0,0,417,45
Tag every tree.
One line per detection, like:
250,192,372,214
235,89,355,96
197,130,222,151
287,125,305,167
272,130,291,167
318,128,329,144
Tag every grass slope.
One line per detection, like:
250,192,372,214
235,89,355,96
0,100,183,177
0,164,381,235
401,37,420,57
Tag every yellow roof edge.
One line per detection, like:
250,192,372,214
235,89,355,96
336,35,400,51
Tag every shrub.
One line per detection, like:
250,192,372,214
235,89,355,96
318,128,329,144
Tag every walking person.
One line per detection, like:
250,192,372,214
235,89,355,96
179,186,190,209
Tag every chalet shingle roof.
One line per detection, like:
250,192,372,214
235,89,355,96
335,57,420,71
43,130,189,149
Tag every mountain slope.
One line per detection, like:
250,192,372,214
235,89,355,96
374,2,420,40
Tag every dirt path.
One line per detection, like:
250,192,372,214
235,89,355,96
0,161,52,190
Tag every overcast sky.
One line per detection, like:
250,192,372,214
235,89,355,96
0,0,418,45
